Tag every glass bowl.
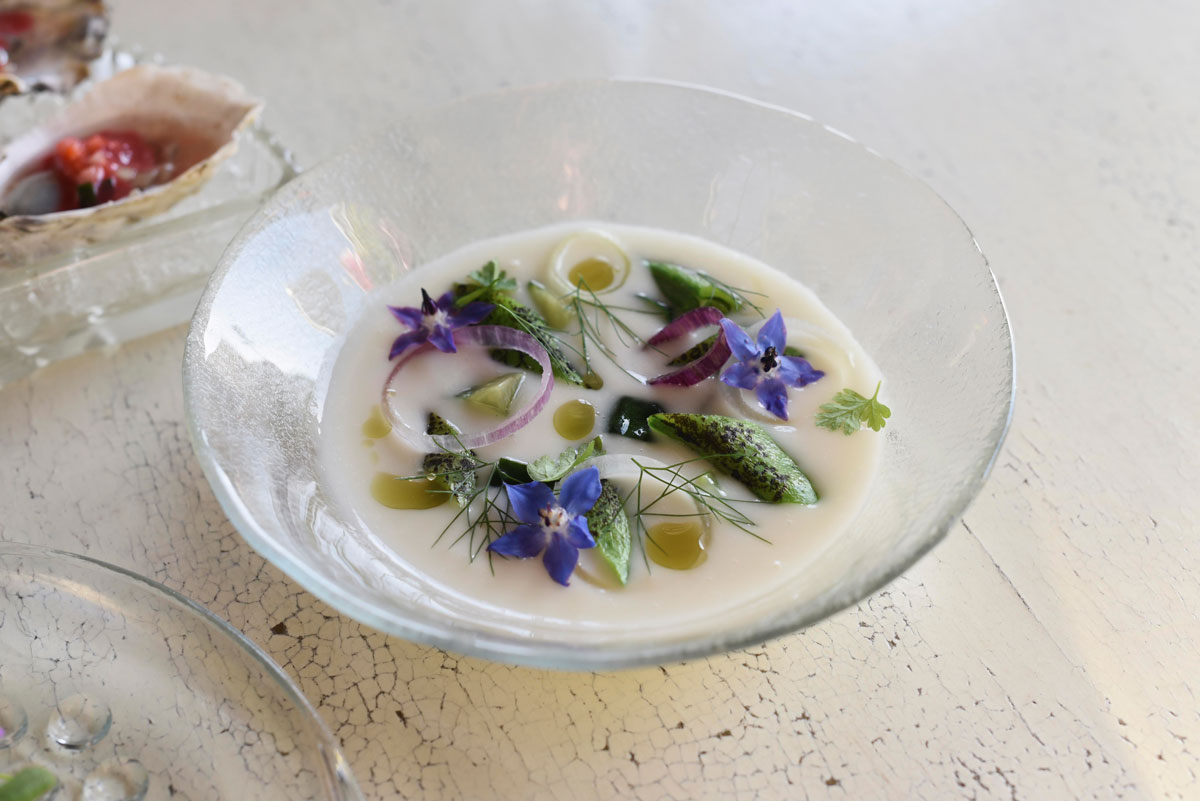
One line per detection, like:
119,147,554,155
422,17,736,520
183,80,1013,670
0,543,362,800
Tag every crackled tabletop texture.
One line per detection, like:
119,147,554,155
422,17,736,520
3,1,1198,799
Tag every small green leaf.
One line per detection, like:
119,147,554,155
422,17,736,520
587,481,631,583
815,382,891,435
0,766,57,801
527,437,603,483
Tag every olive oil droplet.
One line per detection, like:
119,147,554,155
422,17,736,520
362,405,392,439
370,473,448,510
553,399,596,440
646,520,708,570
568,258,615,291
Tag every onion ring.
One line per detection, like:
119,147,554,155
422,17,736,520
381,324,554,451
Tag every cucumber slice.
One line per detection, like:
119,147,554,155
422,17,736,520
527,280,575,330
456,372,525,417
606,396,666,441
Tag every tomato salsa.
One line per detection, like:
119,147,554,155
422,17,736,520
47,130,159,210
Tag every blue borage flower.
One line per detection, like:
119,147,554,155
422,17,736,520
719,310,825,420
487,466,602,586
387,289,494,359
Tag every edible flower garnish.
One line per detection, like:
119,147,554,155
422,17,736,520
487,466,602,586
719,310,824,420
387,288,493,358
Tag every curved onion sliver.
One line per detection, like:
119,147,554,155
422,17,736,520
382,324,553,451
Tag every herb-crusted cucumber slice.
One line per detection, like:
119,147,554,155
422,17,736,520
646,413,817,504
586,481,631,583
421,412,479,507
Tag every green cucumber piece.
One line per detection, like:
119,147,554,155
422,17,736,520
647,261,744,315
646,413,817,504
422,413,478,507
606,396,665,441
586,481,631,584
527,280,575,330
456,372,525,417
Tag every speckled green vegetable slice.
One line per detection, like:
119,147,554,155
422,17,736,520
587,481,631,583
422,412,479,507
646,413,817,504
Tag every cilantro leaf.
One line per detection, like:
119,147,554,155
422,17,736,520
466,261,517,293
527,437,603,483
815,382,891,435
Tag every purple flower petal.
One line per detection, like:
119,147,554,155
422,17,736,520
542,532,579,586
558,466,602,516
720,360,761,390
449,301,495,327
420,288,439,315
755,376,790,420
757,310,787,353
506,481,557,525
434,290,456,311
427,323,457,353
388,305,424,330
565,517,595,549
778,356,825,388
487,524,547,558
720,319,758,362
388,329,427,359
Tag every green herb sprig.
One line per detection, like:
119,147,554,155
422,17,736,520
815,382,891,435
621,453,768,572
565,279,662,383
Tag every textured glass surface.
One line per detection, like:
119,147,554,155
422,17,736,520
0,543,363,801
184,81,1014,670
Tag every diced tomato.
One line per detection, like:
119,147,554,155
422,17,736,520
48,130,159,210
0,11,34,36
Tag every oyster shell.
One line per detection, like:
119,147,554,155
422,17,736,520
0,0,108,97
0,63,262,263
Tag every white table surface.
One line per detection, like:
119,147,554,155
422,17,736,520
4,1,1197,798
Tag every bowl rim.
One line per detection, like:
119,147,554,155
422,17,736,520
184,78,1015,670
0,540,363,799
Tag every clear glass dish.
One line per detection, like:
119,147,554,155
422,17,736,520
183,80,1014,670
0,542,363,801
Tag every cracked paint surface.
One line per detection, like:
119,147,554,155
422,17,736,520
4,0,1199,797
0,324,1191,800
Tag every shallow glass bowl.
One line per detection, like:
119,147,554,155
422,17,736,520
184,81,1013,670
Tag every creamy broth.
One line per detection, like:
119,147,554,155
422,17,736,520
319,223,883,632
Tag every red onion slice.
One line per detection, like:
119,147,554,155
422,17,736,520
646,306,726,346
381,324,554,451
644,306,731,386
647,330,732,387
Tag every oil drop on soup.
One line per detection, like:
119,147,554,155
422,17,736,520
320,223,891,629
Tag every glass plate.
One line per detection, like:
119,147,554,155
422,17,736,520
0,47,298,387
0,542,362,801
